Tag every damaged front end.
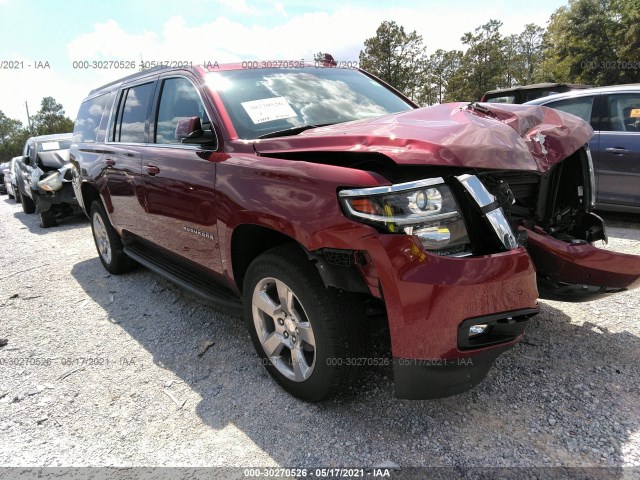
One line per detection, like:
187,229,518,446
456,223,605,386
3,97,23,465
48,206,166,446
328,104,640,301
33,156,81,222
479,145,640,301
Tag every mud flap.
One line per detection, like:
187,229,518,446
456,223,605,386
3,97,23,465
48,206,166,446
521,226,640,301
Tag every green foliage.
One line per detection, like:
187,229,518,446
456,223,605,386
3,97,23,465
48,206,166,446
359,21,427,102
359,1,637,104
0,111,28,162
445,20,515,101
31,96,75,136
0,96,74,162
543,0,640,85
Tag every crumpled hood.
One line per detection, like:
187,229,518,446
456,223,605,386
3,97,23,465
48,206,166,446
253,102,594,172
38,149,70,169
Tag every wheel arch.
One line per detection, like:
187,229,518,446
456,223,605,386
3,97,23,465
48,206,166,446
80,182,109,218
230,224,301,293
229,223,372,298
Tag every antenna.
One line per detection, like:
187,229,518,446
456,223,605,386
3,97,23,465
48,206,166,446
25,100,32,131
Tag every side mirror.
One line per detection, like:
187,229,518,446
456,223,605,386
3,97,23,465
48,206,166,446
175,116,217,149
176,116,203,141
23,155,31,166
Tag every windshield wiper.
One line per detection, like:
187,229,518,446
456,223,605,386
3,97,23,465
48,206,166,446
256,123,334,139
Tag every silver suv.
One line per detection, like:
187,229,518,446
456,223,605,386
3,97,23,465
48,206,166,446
526,84,640,213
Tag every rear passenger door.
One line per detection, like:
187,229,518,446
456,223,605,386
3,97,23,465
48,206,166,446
106,80,157,237
597,92,640,209
141,75,223,274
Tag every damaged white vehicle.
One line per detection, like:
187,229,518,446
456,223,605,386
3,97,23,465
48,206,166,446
14,133,81,227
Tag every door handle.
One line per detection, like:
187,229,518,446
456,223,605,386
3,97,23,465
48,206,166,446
143,165,160,176
605,147,630,155
104,158,116,166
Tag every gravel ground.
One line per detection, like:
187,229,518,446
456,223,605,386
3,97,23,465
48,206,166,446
0,195,639,471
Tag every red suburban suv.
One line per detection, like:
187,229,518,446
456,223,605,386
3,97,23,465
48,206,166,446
70,64,640,401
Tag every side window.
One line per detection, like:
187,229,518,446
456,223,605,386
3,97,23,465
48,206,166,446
73,93,110,143
113,82,155,143
486,95,515,104
545,96,594,123
606,93,640,132
155,77,206,144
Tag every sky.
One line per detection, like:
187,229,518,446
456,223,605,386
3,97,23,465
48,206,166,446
0,0,567,125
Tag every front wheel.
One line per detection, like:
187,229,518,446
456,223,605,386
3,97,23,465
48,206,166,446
21,191,35,214
14,188,21,203
243,245,364,402
90,201,136,274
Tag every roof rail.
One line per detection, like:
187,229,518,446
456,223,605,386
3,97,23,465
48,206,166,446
88,65,175,96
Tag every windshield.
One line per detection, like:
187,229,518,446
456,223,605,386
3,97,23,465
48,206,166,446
38,140,72,152
206,68,414,139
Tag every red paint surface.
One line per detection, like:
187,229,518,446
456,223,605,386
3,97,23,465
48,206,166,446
523,227,640,290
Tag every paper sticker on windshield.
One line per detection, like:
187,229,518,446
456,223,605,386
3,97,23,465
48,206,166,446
241,97,297,124
630,108,640,118
40,142,60,151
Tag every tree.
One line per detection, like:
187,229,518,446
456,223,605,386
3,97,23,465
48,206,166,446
0,111,29,162
425,49,463,104
31,96,74,136
445,20,507,101
542,0,639,85
502,34,520,88
359,21,427,102
517,24,545,84
0,111,23,145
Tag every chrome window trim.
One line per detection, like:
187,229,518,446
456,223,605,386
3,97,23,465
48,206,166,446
598,131,639,136
152,74,219,148
106,77,159,145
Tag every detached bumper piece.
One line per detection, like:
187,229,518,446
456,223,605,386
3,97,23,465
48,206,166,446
394,307,538,400
523,226,640,301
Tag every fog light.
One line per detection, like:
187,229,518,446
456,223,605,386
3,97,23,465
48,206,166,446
469,324,489,337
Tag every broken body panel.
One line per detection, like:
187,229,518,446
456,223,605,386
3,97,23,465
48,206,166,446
251,102,640,303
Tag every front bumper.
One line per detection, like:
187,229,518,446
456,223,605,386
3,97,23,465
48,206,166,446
34,182,79,214
360,235,539,399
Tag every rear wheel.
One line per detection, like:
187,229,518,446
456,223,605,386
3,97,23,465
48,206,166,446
243,245,364,402
90,201,136,274
21,191,35,214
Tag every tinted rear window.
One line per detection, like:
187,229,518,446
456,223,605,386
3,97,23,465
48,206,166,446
74,93,111,143
114,82,155,143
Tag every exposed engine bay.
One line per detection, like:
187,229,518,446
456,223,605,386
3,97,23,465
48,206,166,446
478,146,607,246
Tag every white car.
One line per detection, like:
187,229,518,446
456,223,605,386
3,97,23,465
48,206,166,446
2,157,22,202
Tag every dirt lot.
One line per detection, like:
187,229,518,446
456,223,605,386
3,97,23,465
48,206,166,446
0,195,639,472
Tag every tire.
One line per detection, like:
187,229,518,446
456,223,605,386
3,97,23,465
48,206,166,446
14,188,21,203
8,192,14,200
243,245,364,402
89,201,136,274
21,191,35,214
39,209,57,228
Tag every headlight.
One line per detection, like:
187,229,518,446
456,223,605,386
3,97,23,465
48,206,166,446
37,171,62,192
339,178,471,256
